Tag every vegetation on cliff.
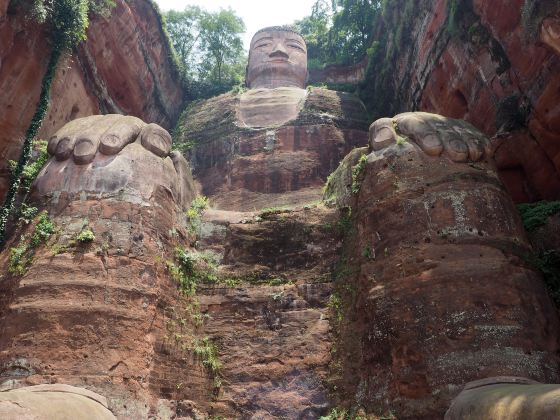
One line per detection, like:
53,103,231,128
518,201,560,232
8,210,56,275
295,0,558,123
294,0,380,69
0,0,115,244
518,201,560,306
164,6,246,99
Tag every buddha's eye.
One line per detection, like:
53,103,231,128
288,44,305,52
255,43,271,49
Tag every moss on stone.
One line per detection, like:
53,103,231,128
323,147,368,208
517,201,560,232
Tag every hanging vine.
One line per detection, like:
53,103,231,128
0,0,115,244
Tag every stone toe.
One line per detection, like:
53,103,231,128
370,118,397,151
466,137,484,161
99,115,144,155
73,137,98,164
417,133,444,156
445,137,469,162
55,137,75,161
140,123,172,157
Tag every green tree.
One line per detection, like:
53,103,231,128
329,0,382,64
294,0,332,69
294,0,383,67
197,8,245,85
164,7,246,99
165,6,203,79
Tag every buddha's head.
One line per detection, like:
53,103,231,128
246,26,307,89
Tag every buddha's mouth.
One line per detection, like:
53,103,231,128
268,58,290,63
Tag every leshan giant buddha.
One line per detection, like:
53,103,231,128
177,26,369,210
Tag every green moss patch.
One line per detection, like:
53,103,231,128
517,201,560,232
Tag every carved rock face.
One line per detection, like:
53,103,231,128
0,115,198,417
36,114,196,211
370,112,491,162
0,384,116,420
326,112,560,418
246,28,307,89
445,377,560,420
178,87,369,211
237,86,307,128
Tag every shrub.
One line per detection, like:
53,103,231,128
186,195,209,234
76,229,95,243
18,204,38,225
21,140,49,192
8,211,56,275
192,336,222,374
8,242,31,275
167,247,218,295
351,154,368,194
328,292,344,324
530,250,560,306
517,201,560,232
30,211,56,247
259,206,292,217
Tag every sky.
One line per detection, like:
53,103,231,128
154,0,317,50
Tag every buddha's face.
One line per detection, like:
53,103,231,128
246,29,307,89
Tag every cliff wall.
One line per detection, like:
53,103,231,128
0,0,185,201
360,0,560,203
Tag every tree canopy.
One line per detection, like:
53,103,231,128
164,6,246,99
294,0,384,68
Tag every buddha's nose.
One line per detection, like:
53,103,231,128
269,43,289,59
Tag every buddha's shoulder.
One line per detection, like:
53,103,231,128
296,87,369,130
178,91,240,137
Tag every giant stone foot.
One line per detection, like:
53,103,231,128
326,112,560,419
0,115,202,418
370,111,492,162
445,376,560,420
37,114,195,210
0,384,116,419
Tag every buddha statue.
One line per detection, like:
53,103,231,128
1,24,559,420
246,26,307,89
177,26,370,211
239,26,308,128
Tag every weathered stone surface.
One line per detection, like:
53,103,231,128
190,205,341,418
0,116,199,418
328,113,560,419
179,87,368,211
238,87,307,128
392,112,490,162
362,0,560,202
0,0,184,201
445,377,560,420
0,384,116,419
37,115,195,211
79,0,183,126
541,16,560,56
308,58,367,85
247,27,307,89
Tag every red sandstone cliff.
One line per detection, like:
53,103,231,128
0,0,185,201
359,0,560,203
